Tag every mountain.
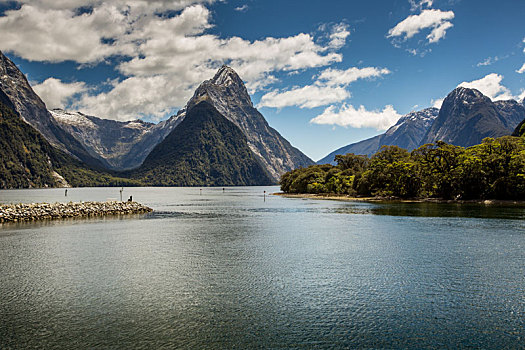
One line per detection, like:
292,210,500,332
420,87,524,147
176,65,314,181
49,65,312,175
50,109,183,170
318,107,439,164
0,97,139,189
513,120,525,137
130,101,274,186
0,51,106,169
511,99,525,137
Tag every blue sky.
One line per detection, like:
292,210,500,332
1,0,524,160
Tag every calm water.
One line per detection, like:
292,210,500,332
1,187,524,349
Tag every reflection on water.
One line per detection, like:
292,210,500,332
333,201,525,220
0,187,524,349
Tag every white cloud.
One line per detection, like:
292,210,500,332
517,63,525,74
328,23,351,49
516,89,525,103
259,66,390,109
431,98,444,109
0,1,350,120
477,55,507,67
517,89,525,102
317,67,391,87
458,73,514,101
33,78,88,109
259,85,350,109
388,9,454,44
310,104,402,130
409,0,433,11
426,20,453,44
234,5,248,12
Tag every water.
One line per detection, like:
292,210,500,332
1,187,524,349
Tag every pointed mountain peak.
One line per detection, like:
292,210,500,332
184,65,253,112
210,65,242,87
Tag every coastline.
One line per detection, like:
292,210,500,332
0,201,153,223
273,192,525,206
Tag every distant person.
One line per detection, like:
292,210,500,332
128,196,133,202
65,189,68,197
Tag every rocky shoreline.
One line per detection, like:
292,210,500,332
0,201,153,223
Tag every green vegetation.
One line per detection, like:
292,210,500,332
0,101,141,189
130,101,274,186
281,137,525,200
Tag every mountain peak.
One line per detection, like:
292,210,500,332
185,64,253,112
210,65,242,87
449,86,489,103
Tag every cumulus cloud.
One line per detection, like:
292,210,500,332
310,104,402,130
388,9,454,44
0,1,350,120
259,86,350,109
258,66,390,109
317,67,391,86
517,63,525,74
328,23,351,49
458,73,514,101
518,89,525,102
33,78,88,109
431,98,444,109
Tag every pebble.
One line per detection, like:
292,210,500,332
0,201,153,223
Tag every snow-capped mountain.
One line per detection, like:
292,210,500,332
318,107,439,164
50,109,183,170
0,51,105,168
420,87,524,147
173,65,314,180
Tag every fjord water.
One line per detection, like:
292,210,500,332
1,187,524,348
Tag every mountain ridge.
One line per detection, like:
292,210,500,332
420,87,524,147
318,107,439,164
50,109,183,170
0,51,107,169
175,65,314,180
130,101,274,186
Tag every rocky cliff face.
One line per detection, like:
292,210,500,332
318,107,439,164
177,65,314,181
493,99,525,130
50,109,183,170
51,65,312,175
420,87,523,147
0,51,105,168
131,101,274,186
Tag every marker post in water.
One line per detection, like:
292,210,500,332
264,190,266,202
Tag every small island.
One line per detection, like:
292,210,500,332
0,201,153,223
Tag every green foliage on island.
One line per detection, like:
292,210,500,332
281,136,525,200
0,101,141,189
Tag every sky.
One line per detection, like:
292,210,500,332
1,0,524,161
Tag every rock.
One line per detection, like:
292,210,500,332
0,201,153,223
